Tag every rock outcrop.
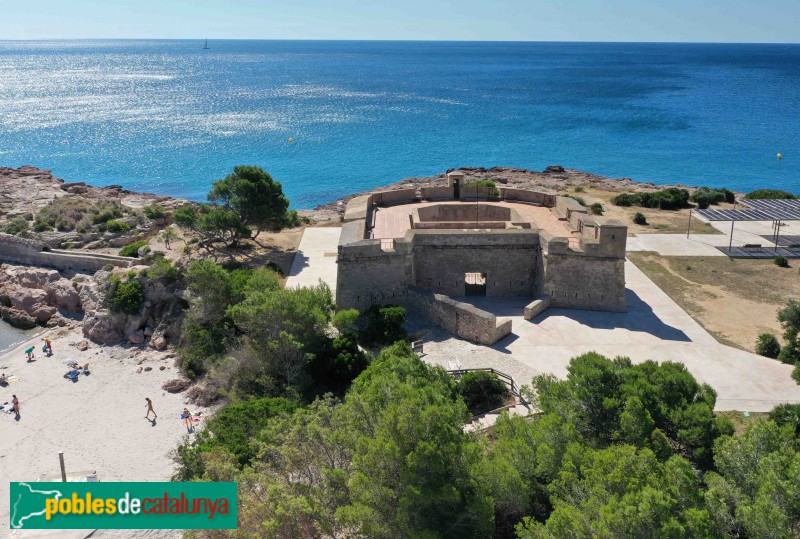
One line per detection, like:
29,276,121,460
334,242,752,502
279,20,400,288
0,264,83,328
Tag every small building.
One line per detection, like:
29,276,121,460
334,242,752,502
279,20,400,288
337,171,627,344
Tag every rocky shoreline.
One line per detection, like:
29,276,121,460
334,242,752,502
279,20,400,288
300,165,697,222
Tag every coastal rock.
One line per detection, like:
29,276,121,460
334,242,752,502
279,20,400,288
8,287,57,323
74,339,90,351
83,311,125,343
127,330,145,344
150,334,167,351
44,280,82,312
0,306,37,329
162,378,192,393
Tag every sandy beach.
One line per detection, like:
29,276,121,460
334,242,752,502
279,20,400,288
0,325,201,539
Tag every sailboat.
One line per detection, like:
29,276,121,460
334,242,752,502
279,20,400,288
202,38,210,50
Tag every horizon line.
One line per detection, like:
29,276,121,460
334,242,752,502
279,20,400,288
0,38,799,45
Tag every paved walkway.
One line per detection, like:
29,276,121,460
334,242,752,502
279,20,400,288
420,261,800,412
626,217,800,257
285,227,341,292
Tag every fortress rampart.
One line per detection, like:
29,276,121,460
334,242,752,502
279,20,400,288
337,171,627,344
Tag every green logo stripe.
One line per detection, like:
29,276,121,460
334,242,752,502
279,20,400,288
10,482,237,530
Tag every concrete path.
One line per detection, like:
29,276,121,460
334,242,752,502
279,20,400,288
626,217,800,257
285,227,341,292
420,261,800,412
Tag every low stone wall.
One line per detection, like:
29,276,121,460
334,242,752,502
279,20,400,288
0,233,131,273
372,188,418,206
524,296,551,320
501,188,556,206
554,196,588,221
420,186,454,201
405,286,512,345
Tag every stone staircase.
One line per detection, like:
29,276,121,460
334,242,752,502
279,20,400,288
465,400,536,432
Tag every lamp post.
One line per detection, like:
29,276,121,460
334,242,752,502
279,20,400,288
475,183,479,228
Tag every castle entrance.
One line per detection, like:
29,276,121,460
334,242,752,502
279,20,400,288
464,272,487,296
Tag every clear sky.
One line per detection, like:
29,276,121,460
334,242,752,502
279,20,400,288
1,0,798,42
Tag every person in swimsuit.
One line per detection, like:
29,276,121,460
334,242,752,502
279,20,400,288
145,397,157,420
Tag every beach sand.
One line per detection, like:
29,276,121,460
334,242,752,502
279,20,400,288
0,327,201,539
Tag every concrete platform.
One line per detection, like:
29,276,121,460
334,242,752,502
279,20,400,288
285,227,341,293
420,261,800,412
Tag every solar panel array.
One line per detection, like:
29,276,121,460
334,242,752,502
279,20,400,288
696,199,800,222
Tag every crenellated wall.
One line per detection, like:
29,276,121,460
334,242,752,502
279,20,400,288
336,182,628,339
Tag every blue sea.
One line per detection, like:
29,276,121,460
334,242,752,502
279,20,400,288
0,40,798,208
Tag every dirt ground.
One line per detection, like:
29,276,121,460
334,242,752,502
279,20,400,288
627,252,800,352
565,186,726,235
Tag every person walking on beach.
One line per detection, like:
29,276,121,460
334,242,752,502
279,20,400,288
145,397,157,420
42,338,53,356
11,394,19,415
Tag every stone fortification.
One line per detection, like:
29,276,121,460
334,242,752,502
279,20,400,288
337,171,628,344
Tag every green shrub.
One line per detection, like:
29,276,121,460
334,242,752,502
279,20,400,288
333,309,360,337
143,205,166,220
103,263,115,271
589,202,603,215
178,320,229,378
633,212,648,225
118,240,148,257
108,279,144,315
721,188,736,204
2,217,29,236
310,335,371,390
465,180,500,197
611,193,637,207
573,185,585,193
774,255,789,268
612,188,690,210
359,305,407,345
745,189,795,200
769,403,800,435
143,257,178,282
755,333,781,359
173,205,198,228
690,187,727,209
281,209,302,228
106,219,131,233
458,371,510,414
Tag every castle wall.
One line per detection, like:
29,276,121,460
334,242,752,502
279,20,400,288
406,286,512,345
411,231,539,297
336,236,413,311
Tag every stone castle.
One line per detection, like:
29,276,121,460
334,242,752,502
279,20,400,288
337,171,627,344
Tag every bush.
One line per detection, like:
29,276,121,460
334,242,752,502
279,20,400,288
333,309,360,337
690,187,727,209
768,403,800,435
589,202,603,215
173,205,198,228
359,305,407,345
465,180,500,197
611,188,690,210
142,257,178,282
745,189,794,200
3,217,29,236
143,205,166,220
105,219,131,233
118,240,148,257
755,333,781,359
633,212,648,225
108,279,144,315
774,255,789,268
611,193,637,207
178,320,229,378
458,371,510,414
574,186,585,193
310,335,371,390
